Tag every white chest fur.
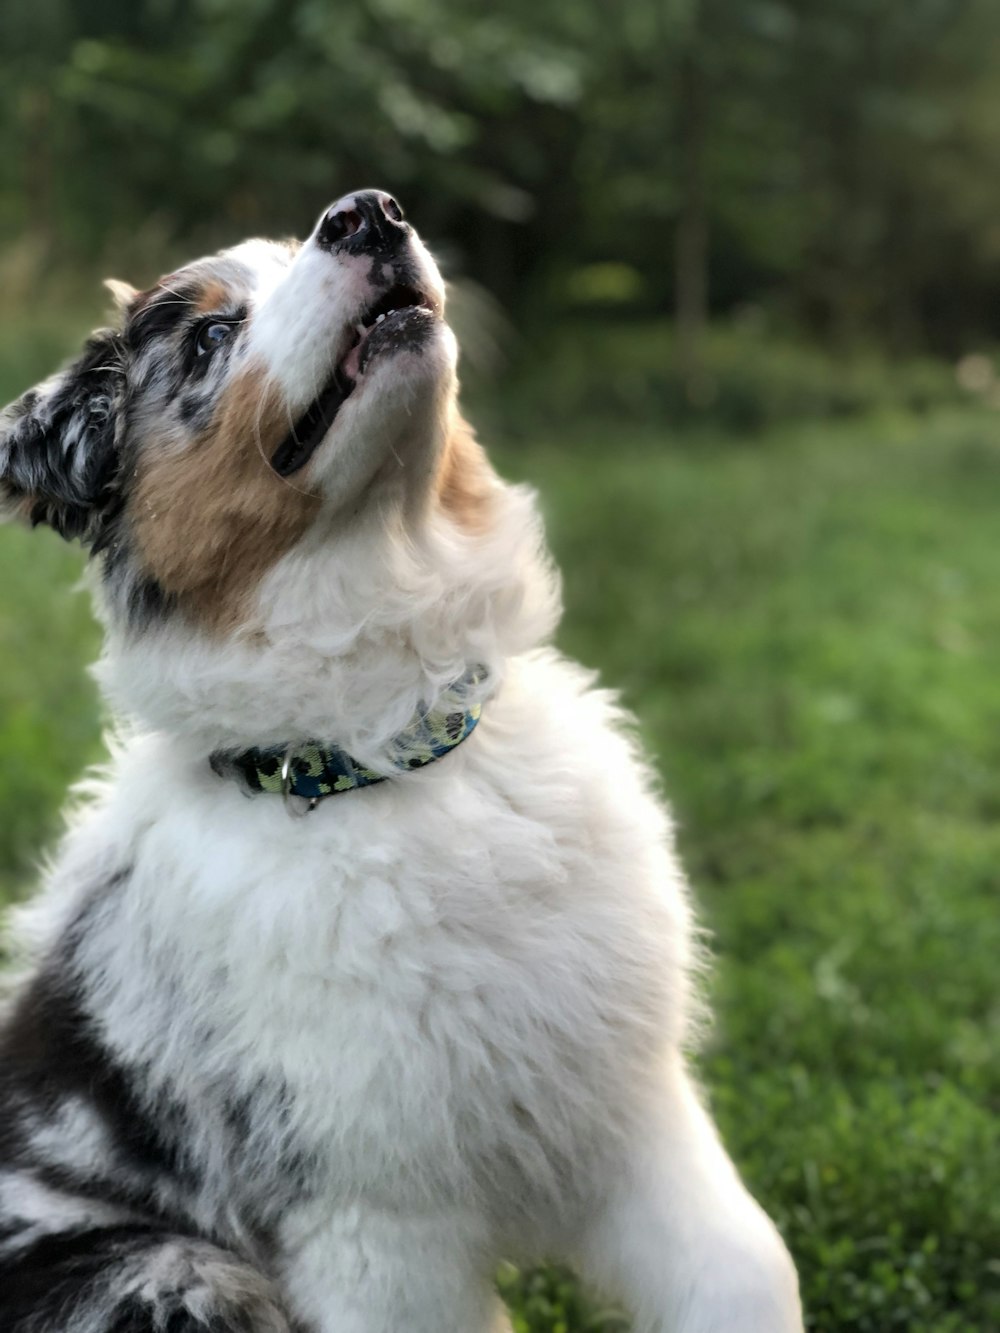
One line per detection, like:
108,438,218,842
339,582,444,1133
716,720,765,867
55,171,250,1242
44,653,693,1244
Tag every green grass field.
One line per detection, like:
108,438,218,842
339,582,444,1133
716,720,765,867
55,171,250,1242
1,401,998,1330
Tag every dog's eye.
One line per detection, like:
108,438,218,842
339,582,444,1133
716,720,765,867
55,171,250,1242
195,322,236,356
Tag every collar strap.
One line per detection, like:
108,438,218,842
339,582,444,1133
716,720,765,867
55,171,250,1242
209,669,484,809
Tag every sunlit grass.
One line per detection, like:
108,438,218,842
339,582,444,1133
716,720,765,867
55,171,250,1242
494,410,1000,1332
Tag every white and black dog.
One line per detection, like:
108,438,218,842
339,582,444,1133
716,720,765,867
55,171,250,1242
0,192,803,1332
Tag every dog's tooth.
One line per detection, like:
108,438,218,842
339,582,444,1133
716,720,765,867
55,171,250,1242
376,313,386,324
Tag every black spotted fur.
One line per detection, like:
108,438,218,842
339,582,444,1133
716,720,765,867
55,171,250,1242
0,876,298,1332
0,332,125,542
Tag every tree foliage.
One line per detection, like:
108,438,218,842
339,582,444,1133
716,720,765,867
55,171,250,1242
3,0,1000,350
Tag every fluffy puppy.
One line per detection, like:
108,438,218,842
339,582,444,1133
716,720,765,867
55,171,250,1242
0,190,803,1333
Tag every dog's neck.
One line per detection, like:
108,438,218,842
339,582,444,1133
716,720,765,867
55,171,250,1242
208,665,486,811
93,479,560,760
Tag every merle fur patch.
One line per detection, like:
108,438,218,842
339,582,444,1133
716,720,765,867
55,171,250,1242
0,1225,292,1332
0,331,126,542
0,874,298,1331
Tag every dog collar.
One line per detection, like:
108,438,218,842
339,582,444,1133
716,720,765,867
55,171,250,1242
209,668,484,812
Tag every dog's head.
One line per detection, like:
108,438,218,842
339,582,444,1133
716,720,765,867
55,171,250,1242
1,193,557,747
1,191,498,628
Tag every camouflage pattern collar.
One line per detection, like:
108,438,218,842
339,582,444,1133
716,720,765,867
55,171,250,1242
209,669,485,814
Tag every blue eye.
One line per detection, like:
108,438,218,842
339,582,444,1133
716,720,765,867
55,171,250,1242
195,321,235,356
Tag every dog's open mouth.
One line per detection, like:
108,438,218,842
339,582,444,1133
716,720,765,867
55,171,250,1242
269,284,436,477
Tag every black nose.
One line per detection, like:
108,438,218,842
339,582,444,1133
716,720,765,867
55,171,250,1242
316,190,407,253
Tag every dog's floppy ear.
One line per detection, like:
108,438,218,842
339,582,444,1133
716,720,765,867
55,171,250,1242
0,329,127,543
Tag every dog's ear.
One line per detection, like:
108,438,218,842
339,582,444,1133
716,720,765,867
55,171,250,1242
104,278,138,312
0,329,127,543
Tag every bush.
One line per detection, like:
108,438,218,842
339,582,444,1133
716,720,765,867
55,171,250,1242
477,320,965,438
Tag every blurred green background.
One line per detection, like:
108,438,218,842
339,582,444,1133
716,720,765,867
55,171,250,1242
2,2,1000,1330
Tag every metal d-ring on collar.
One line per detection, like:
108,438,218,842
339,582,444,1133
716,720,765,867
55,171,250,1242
281,747,320,817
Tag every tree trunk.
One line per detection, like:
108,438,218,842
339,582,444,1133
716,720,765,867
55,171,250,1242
20,85,55,255
676,43,710,406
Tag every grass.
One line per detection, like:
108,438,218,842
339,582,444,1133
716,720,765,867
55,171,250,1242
1,367,998,1327
494,412,1000,1332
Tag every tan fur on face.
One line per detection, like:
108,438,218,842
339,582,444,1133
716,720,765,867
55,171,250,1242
435,418,498,531
194,280,230,315
131,367,320,631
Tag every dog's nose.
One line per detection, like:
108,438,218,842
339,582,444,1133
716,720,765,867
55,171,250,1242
316,190,407,253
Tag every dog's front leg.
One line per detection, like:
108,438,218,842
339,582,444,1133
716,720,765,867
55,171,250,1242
573,1064,803,1333
280,1204,512,1333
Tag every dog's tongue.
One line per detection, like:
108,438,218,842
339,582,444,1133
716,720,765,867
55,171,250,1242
341,324,371,381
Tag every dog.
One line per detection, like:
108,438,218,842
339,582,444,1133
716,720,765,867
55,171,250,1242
0,190,803,1333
